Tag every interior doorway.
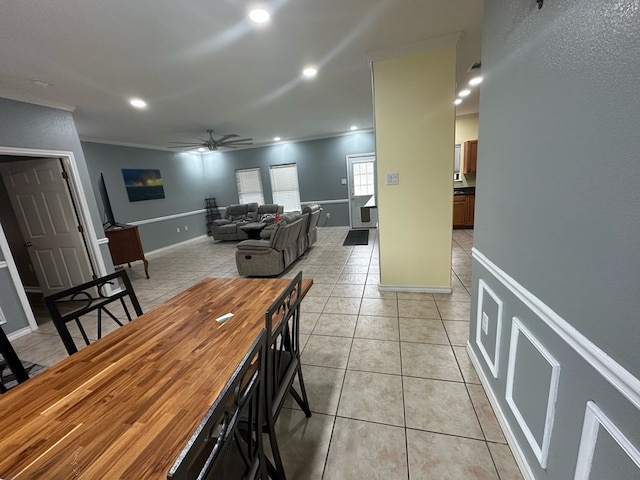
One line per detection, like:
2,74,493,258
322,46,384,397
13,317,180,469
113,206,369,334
346,153,378,229
0,146,108,332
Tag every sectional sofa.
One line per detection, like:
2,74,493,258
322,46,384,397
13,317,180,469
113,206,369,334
210,203,283,241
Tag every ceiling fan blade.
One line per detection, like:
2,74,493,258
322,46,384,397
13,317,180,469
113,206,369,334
215,134,238,144
168,141,202,145
220,138,252,144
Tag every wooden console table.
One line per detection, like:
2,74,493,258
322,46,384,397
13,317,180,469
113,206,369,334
105,225,149,279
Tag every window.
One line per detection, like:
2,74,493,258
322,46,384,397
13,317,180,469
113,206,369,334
454,144,462,181
235,168,264,205
269,164,301,211
352,161,375,196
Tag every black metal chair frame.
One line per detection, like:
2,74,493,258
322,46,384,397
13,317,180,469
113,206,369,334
263,271,312,480
0,325,29,393
43,270,143,355
168,330,269,480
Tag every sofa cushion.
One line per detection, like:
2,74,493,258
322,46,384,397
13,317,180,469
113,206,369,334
237,239,271,251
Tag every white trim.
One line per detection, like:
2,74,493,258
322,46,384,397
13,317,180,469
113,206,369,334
0,304,6,325
505,317,561,469
145,234,208,257
7,326,33,341
23,286,42,294
300,199,349,205
475,279,504,378
574,401,640,479
346,153,376,229
378,284,452,294
0,221,38,331
128,209,206,226
467,343,536,480
0,261,7,269
473,247,640,411
97,237,109,246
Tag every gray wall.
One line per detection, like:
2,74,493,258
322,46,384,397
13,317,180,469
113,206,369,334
0,97,110,334
81,142,208,252
469,1,640,479
203,132,375,226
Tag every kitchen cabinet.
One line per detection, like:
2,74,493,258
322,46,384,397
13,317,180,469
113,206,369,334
453,194,475,228
463,139,478,174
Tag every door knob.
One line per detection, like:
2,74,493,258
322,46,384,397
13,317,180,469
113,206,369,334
24,241,33,247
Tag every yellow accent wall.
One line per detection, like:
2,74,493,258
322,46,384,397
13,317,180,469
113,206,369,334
373,47,456,290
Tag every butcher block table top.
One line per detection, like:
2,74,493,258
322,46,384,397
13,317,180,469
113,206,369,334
0,276,312,479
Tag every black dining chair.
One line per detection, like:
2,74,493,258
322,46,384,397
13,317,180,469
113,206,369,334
43,270,143,355
263,271,312,480
0,325,29,394
168,329,269,480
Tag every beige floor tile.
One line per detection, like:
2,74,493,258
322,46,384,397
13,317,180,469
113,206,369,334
336,273,367,284
436,301,472,321
348,338,401,375
399,318,449,345
403,377,483,439
322,297,362,315
341,265,369,274
301,296,329,313
397,292,435,301
299,312,321,334
324,417,408,480
312,313,357,337
362,285,397,299
354,315,399,341
467,384,506,443
310,273,340,284
398,299,440,319
452,346,481,384
306,283,335,297
273,409,335,480
432,286,472,302
407,430,499,479
330,283,365,298
401,343,463,381
359,298,398,317
443,320,470,346
301,335,352,369
283,365,345,415
338,370,405,426
488,443,524,480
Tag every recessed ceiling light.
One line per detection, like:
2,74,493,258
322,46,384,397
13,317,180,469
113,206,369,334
458,89,471,98
469,76,483,86
198,147,206,152
129,98,147,109
454,98,462,105
350,125,358,131
248,8,270,24
273,136,281,142
302,66,318,79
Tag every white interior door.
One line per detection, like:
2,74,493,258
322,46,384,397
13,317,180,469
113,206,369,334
0,158,94,296
347,154,378,229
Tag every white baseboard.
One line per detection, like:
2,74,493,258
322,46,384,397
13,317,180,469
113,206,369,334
7,326,34,341
467,342,536,480
378,284,452,294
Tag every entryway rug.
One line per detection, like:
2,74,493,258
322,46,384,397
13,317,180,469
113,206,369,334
343,229,369,246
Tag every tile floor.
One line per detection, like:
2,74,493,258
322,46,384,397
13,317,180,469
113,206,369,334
9,227,523,479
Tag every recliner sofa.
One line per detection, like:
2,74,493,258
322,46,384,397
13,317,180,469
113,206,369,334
210,203,282,241
235,205,322,276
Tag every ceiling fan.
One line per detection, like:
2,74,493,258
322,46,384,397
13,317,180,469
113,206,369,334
168,129,253,151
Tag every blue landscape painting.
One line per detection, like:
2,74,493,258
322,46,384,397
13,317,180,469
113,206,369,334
122,168,165,202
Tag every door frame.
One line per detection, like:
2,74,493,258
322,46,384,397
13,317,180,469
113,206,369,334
0,145,109,334
345,152,377,228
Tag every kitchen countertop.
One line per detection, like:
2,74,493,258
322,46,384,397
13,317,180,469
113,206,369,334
454,186,476,195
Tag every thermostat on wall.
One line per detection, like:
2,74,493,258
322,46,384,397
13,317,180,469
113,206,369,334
386,172,399,185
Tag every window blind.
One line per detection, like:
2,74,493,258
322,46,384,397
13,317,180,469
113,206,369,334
269,164,301,212
235,168,265,205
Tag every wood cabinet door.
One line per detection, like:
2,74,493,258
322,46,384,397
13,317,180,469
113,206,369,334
463,140,478,174
465,195,475,226
453,196,466,227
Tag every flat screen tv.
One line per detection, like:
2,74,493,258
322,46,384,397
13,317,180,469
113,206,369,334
98,173,122,228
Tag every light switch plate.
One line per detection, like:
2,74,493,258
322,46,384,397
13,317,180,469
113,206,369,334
386,172,399,185
482,312,489,334
341,178,347,185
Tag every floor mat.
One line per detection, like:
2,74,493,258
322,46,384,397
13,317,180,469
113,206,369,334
343,229,369,246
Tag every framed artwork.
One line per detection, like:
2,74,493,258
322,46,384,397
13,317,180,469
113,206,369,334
121,169,165,202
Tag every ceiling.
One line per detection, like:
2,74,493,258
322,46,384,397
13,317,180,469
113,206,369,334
0,0,483,150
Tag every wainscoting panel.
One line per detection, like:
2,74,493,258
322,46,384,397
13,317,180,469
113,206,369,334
505,317,561,469
468,248,640,479
475,279,503,378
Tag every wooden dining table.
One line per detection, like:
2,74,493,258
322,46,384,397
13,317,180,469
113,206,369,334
0,276,312,479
